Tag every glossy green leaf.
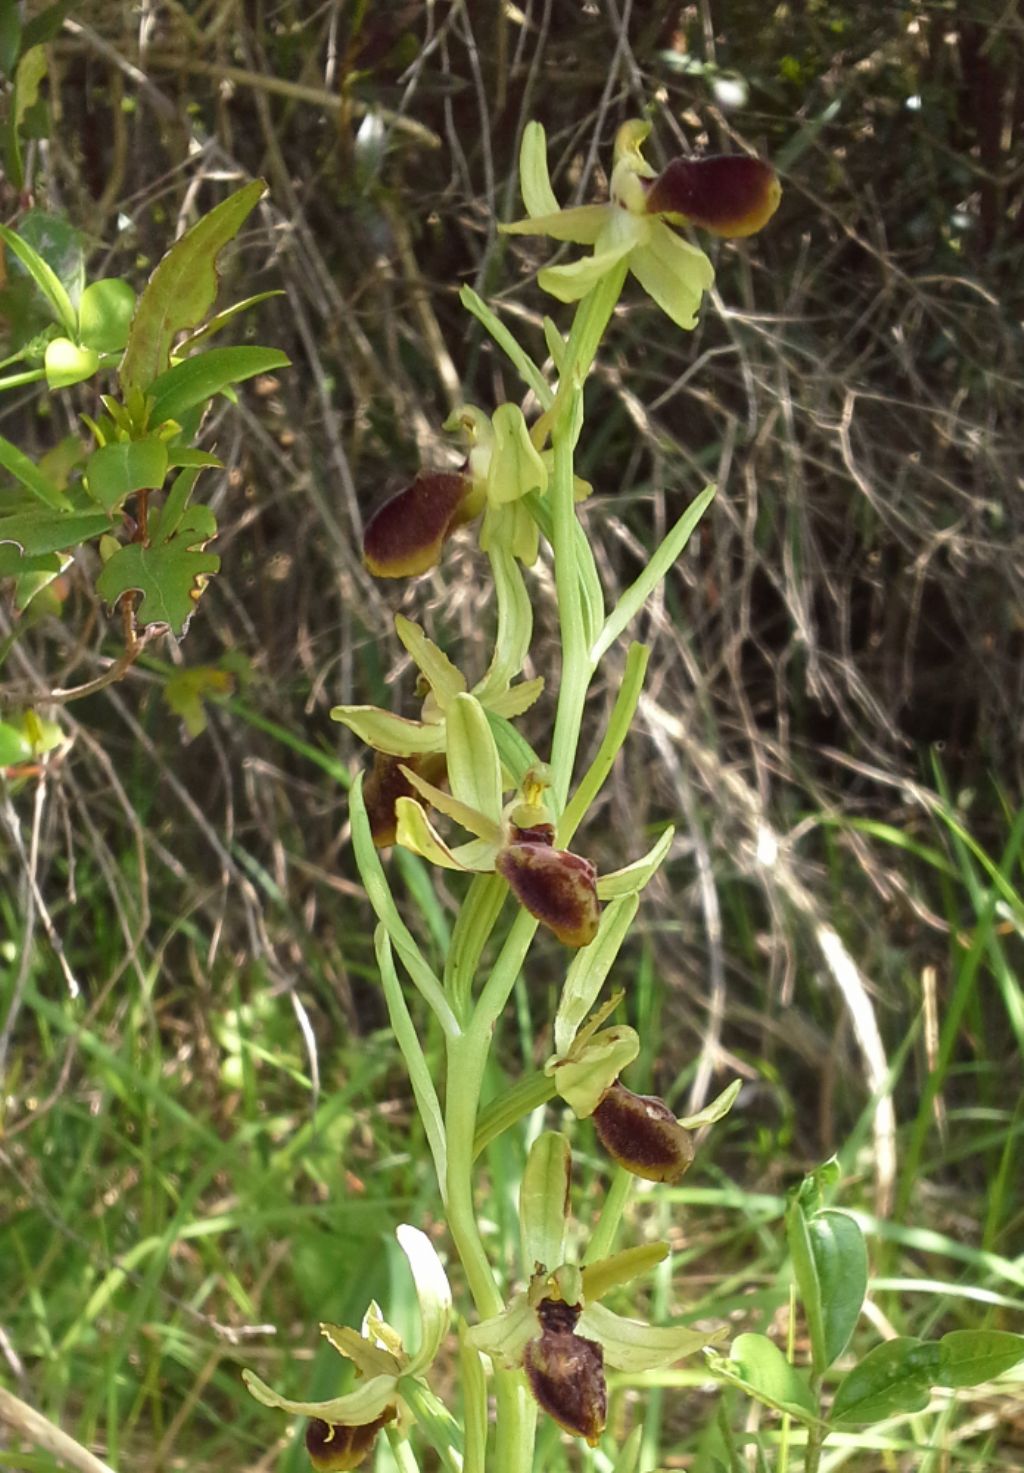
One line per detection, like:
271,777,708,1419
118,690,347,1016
78,278,136,352
0,543,61,578
120,179,267,393
830,1337,939,1425
152,466,202,542
520,1131,570,1272
0,433,66,508
0,507,110,555
175,289,285,353
936,1329,1024,1388
96,506,219,634
808,1209,868,1368
43,336,99,389
86,438,168,513
147,345,290,426
0,220,77,333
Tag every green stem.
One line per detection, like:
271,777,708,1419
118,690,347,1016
547,404,592,811
444,1032,504,1321
584,1167,634,1262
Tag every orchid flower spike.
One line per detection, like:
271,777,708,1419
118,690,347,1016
502,119,780,330
243,1225,451,1471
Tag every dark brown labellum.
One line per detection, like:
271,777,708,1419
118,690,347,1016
645,155,781,238
305,1409,396,1472
363,471,473,578
524,1321,606,1446
592,1080,695,1183
363,751,446,848
496,841,600,948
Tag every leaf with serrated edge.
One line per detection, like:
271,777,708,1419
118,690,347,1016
96,513,219,634
120,180,267,393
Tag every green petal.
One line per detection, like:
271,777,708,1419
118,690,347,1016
400,768,503,846
554,895,639,1055
330,705,444,757
465,1296,537,1369
446,692,504,826
397,1223,453,1376
487,677,545,720
502,205,610,244
576,1302,716,1372
581,1243,669,1304
241,1368,398,1424
320,1323,403,1379
628,223,714,331
546,1026,640,1117
488,404,547,505
394,615,466,709
595,824,674,899
520,1131,571,1272
520,120,559,217
538,238,635,303
396,798,477,870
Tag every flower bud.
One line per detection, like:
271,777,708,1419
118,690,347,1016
496,841,600,948
305,1410,395,1472
591,1081,695,1183
362,471,476,578
523,1299,607,1446
645,155,781,238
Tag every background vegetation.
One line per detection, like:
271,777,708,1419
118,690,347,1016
2,2,1022,1470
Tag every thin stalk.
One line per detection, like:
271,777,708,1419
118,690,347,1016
444,1031,504,1321
547,404,592,810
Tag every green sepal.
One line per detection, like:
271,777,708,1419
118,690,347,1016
554,894,639,1054
446,692,503,826
596,825,674,899
520,1131,571,1272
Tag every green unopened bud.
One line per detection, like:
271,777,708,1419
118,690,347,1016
591,1081,694,1183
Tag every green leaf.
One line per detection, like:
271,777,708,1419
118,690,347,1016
86,438,168,513
808,1209,868,1367
175,289,285,353
717,1333,818,1423
78,278,136,352
96,507,220,634
0,543,61,577
0,218,78,333
120,179,267,393
596,824,674,899
151,466,202,542
0,0,22,76
554,894,639,1054
147,345,290,427
520,1131,570,1272
936,1330,1024,1388
830,1338,940,1425
787,1194,827,1375
678,1078,742,1130
162,665,233,737
0,506,111,555
0,433,66,508
21,0,76,49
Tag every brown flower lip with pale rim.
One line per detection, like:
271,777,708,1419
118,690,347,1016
591,1080,695,1183
362,470,473,578
644,154,781,239
305,1410,396,1472
524,1298,607,1446
364,751,447,849
496,841,600,948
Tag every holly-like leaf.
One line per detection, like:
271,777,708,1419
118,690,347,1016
96,506,219,635
146,344,290,427
119,180,267,393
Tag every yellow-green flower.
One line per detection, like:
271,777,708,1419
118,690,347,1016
502,119,780,330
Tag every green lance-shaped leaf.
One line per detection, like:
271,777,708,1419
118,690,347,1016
807,1209,868,1369
554,894,639,1055
97,505,219,635
119,179,267,393
711,1332,819,1425
520,1131,571,1273
830,1337,940,1425
0,432,67,509
0,506,111,556
0,220,77,335
78,278,137,353
86,437,168,514
146,344,291,427
786,1190,827,1375
935,1329,1024,1388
